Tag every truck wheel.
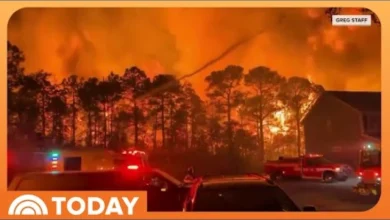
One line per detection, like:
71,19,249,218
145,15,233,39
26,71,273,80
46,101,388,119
323,171,335,183
271,171,283,181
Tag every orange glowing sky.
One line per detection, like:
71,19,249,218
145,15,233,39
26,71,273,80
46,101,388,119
8,8,381,97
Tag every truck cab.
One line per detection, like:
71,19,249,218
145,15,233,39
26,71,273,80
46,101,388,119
353,145,381,196
301,154,349,182
356,145,381,183
264,154,349,183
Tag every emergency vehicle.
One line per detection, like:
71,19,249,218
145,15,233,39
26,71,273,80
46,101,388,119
353,144,381,196
264,154,350,183
8,148,149,184
47,148,149,172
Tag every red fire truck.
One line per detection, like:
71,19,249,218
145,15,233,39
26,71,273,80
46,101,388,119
8,148,149,185
353,144,381,196
264,154,350,183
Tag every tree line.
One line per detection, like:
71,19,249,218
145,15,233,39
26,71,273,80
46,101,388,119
7,41,324,164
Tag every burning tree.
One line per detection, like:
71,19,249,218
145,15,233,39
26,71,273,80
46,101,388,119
8,41,335,174
47,86,68,145
149,74,181,149
205,65,244,147
205,65,245,170
97,73,123,148
181,82,208,150
243,66,285,163
279,77,324,156
77,77,100,146
122,67,151,147
62,75,83,147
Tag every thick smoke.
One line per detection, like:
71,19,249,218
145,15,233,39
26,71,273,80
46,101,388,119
8,8,380,95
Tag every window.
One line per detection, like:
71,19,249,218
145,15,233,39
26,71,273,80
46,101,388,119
64,157,82,171
306,157,333,166
193,185,300,211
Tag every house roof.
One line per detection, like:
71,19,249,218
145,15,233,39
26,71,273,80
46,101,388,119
327,91,381,112
301,90,381,124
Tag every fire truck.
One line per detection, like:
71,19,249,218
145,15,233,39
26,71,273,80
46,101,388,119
45,148,149,172
8,147,149,184
353,144,381,196
264,154,350,183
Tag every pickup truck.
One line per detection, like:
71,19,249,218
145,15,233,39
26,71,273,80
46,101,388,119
264,154,350,183
8,168,191,212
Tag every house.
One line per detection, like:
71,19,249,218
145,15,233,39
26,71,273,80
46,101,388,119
302,91,381,168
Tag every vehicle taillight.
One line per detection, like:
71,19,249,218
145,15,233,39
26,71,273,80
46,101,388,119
127,165,139,170
358,172,363,176
122,151,127,154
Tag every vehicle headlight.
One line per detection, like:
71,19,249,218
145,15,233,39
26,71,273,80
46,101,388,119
377,177,381,181
335,167,341,172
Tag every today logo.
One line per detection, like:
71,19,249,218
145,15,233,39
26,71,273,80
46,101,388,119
8,194,139,216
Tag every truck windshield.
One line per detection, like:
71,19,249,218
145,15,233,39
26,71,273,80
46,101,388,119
360,151,381,168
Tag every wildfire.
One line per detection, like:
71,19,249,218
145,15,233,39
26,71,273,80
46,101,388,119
271,109,289,135
269,126,280,134
275,110,286,126
270,100,290,135
307,74,313,83
301,91,317,116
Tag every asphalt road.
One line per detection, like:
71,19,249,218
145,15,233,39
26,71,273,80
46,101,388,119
277,177,379,211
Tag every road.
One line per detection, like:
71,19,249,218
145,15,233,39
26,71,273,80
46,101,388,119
278,177,379,211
